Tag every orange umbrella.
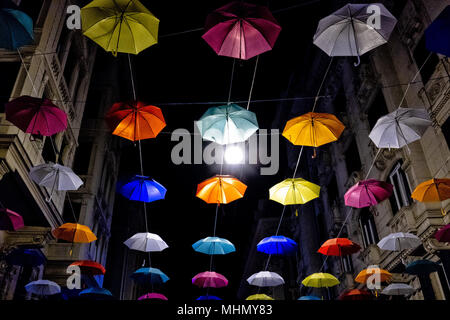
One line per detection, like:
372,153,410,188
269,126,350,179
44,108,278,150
52,223,97,243
105,101,166,141
318,238,361,256
70,260,105,275
339,289,373,300
355,267,392,284
196,175,247,204
412,178,450,215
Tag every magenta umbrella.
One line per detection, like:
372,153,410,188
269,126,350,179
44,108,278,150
0,208,24,231
435,224,450,242
192,271,228,288
344,179,393,208
202,1,281,60
5,96,67,136
137,293,168,301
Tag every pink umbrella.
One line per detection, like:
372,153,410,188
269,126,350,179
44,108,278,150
137,293,168,301
192,271,228,288
202,1,281,60
5,96,67,136
435,224,450,242
0,208,24,231
344,179,393,208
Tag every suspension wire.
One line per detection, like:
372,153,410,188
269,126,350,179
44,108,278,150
311,57,334,113
17,48,38,97
246,56,260,110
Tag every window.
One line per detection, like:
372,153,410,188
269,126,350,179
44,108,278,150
368,89,389,129
413,35,440,85
388,161,411,214
345,139,362,174
342,255,354,273
359,208,379,247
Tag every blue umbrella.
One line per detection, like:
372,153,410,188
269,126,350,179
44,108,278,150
425,6,450,57
197,295,222,301
257,236,298,255
119,175,166,202
131,267,169,285
79,287,114,300
60,287,83,300
192,237,236,255
6,248,46,266
405,260,440,275
0,1,34,50
298,295,321,300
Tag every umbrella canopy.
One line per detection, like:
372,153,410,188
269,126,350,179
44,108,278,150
202,1,281,60
0,208,24,231
5,96,67,136
196,104,258,145
0,4,33,50
339,289,373,300
425,5,450,57
69,260,105,276
25,280,61,296
196,175,247,204
29,163,83,191
257,236,298,255
355,267,392,284
298,295,321,300
269,178,320,205
247,271,285,287
313,3,397,65
192,271,228,288
79,287,114,300
435,224,450,243
6,248,46,267
119,175,167,203
81,0,159,56
197,295,222,301
52,223,97,243
192,237,235,255
381,283,415,296
318,238,361,256
411,178,450,203
283,112,345,147
131,267,169,285
105,101,166,141
377,232,421,251
301,273,340,288
246,294,274,301
369,108,432,149
405,260,440,275
344,179,393,208
138,293,168,301
124,232,168,252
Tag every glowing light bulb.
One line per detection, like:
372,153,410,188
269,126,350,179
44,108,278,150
224,146,244,164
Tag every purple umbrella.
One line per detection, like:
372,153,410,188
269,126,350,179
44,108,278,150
0,208,24,231
202,1,281,60
344,179,393,208
435,224,450,243
192,271,228,288
138,293,168,301
5,95,67,136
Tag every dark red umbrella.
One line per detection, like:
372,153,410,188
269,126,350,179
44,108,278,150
202,1,281,60
0,208,24,231
318,238,361,256
69,260,106,275
5,95,67,136
435,224,450,242
339,289,373,300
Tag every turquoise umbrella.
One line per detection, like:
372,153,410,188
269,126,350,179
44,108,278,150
79,287,114,300
298,295,321,300
131,267,169,285
192,237,236,255
405,260,440,275
196,104,258,145
0,2,34,50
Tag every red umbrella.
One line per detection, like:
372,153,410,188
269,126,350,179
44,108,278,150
192,271,228,288
202,1,281,60
435,224,450,242
69,260,105,275
344,179,393,208
339,289,373,300
5,96,67,136
0,208,24,231
318,238,361,256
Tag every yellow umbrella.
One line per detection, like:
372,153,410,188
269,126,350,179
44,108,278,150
246,294,274,301
301,273,340,288
269,178,320,205
81,0,159,56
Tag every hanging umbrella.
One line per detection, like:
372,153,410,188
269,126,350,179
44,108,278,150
381,283,415,296
6,248,46,267
196,175,247,204
52,223,97,243
297,295,321,300
283,112,345,147
0,2,33,50
318,238,361,256
247,271,285,287
256,236,297,255
192,271,228,288
425,5,450,57
411,178,450,202
344,179,393,208
435,224,450,242
5,96,68,136
81,0,159,56
192,237,235,255
119,175,167,203
138,293,168,301
313,3,397,66
405,260,440,275
269,178,320,205
369,108,432,149
79,287,114,300
197,295,222,301
301,273,340,288
69,260,105,276
355,267,392,284
246,294,274,301
25,280,61,296
0,208,24,231
124,232,168,252
339,289,373,300
202,1,281,60
196,104,258,145
377,232,421,251
105,101,166,141
131,267,169,285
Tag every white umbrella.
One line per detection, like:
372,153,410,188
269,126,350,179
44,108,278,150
124,232,168,252
313,3,397,66
369,108,431,149
247,271,285,287
377,232,422,251
381,283,415,296
25,280,61,296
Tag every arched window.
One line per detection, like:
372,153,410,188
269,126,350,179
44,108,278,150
388,161,411,214
359,208,379,248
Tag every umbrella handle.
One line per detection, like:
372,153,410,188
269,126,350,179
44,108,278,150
354,55,361,67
